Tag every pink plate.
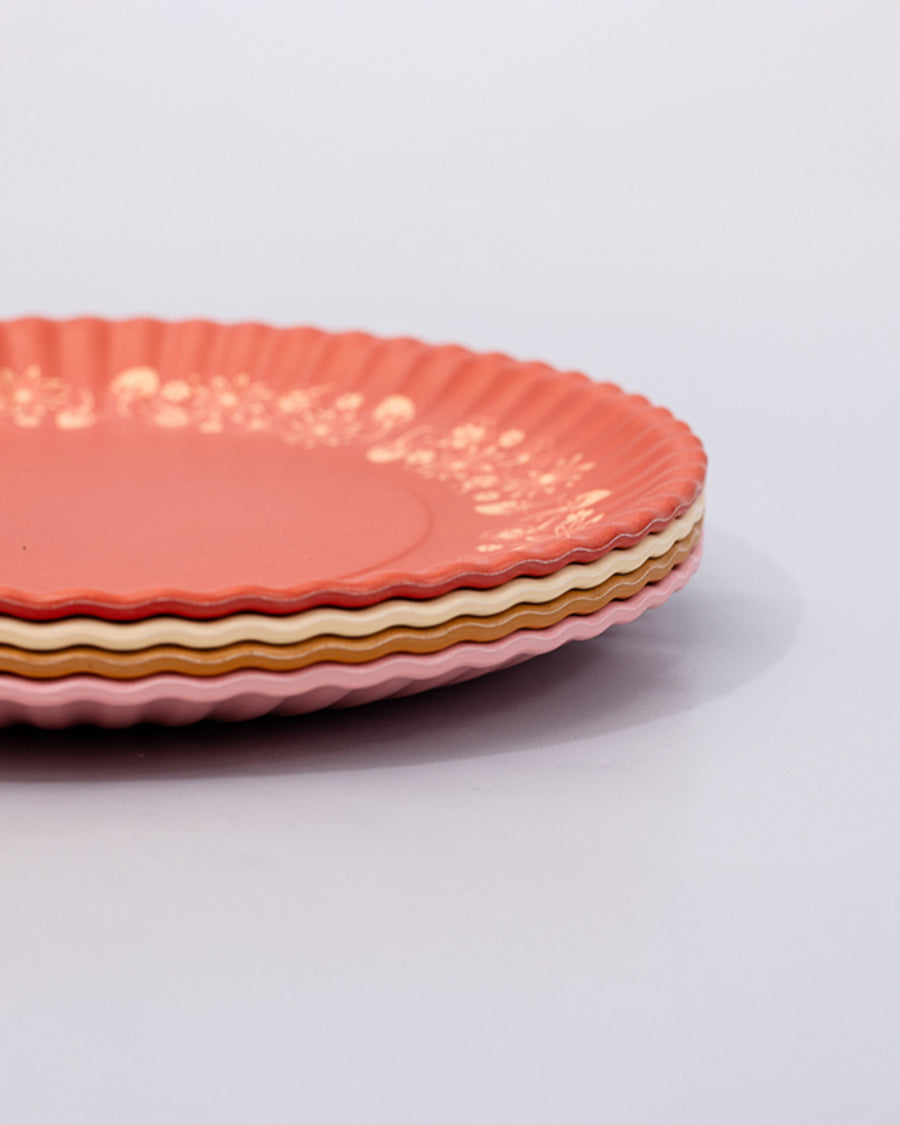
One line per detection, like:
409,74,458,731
0,543,700,727
0,318,706,621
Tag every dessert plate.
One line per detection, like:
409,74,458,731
0,318,706,621
0,544,701,727
0,494,704,651
0,522,700,679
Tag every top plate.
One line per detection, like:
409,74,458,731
0,317,706,621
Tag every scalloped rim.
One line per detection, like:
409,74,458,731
0,521,700,679
0,543,701,728
0,316,707,621
0,493,704,651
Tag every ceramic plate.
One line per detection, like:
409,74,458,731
0,545,701,727
0,523,700,679
1,318,706,621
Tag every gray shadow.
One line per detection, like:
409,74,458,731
0,526,802,782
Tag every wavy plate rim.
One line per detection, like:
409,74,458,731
0,494,704,651
0,545,701,728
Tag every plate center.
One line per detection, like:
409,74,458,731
2,429,433,603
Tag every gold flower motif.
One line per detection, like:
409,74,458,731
0,365,95,429
2,363,613,550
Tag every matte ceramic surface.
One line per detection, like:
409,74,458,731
0,545,701,727
0,495,704,651
0,525,700,679
0,318,706,621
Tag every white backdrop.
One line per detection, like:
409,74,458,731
1,1,898,1121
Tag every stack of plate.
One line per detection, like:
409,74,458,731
0,318,707,728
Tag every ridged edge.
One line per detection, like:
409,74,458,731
0,544,701,727
0,494,705,650
0,522,700,679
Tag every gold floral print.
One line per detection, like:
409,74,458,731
0,366,95,430
1,364,611,547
